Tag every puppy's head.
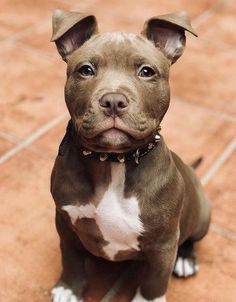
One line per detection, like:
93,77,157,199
51,10,197,153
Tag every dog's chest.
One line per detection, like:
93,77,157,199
62,164,144,260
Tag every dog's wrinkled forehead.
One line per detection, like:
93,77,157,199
91,31,138,44
80,31,158,53
68,32,168,71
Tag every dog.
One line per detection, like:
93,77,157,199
50,9,211,302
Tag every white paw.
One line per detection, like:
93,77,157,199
51,286,82,302
132,288,166,302
173,256,199,278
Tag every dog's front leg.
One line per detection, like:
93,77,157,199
132,240,178,302
51,210,88,302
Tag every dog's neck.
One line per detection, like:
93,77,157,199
58,120,161,165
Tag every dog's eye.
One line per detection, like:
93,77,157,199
138,66,156,78
77,64,95,77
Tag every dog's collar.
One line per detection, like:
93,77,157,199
81,133,161,164
59,120,161,164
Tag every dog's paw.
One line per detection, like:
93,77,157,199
173,256,199,278
51,285,82,302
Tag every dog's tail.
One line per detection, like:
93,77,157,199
190,156,203,169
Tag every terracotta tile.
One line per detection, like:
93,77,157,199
0,43,67,139
0,0,72,40
197,1,236,48
170,37,236,115
84,259,130,302
168,231,236,302
16,0,101,55
32,118,69,157
18,0,216,53
90,0,217,33
0,24,13,41
160,99,235,178
112,231,236,302
0,150,58,302
206,152,236,233
16,22,62,57
0,137,15,156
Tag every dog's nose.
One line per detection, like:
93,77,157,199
99,93,129,116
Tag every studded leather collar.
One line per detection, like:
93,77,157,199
58,120,161,165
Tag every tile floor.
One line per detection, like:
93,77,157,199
0,0,235,301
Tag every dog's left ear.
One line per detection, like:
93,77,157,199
51,9,98,61
142,11,197,64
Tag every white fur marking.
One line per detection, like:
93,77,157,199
132,288,166,302
174,256,199,277
62,163,144,260
51,286,80,302
62,203,96,224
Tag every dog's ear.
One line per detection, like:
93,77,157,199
51,9,98,60
142,11,197,64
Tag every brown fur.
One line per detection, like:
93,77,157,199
50,10,211,301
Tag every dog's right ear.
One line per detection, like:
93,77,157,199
142,11,197,64
51,9,98,61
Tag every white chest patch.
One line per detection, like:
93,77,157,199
62,163,144,260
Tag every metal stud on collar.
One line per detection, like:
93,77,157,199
100,154,108,161
117,154,125,163
83,150,92,156
148,143,154,150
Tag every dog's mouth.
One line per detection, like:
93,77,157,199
79,120,154,153
93,117,141,137
80,127,136,153
97,127,133,149
78,115,157,153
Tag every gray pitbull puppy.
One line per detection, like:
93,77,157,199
50,9,211,302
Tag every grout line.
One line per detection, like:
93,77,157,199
27,145,56,160
0,37,57,64
0,0,99,46
0,130,55,159
101,263,137,302
0,20,50,45
173,97,236,123
15,41,57,61
0,131,21,144
201,137,236,186
0,112,68,164
200,138,236,241
210,224,236,241
192,0,229,27
199,37,236,53
0,27,38,44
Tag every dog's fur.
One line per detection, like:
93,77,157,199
50,10,211,302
